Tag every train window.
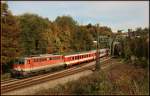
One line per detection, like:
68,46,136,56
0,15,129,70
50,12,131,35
18,59,24,64
51,57,59,60
34,59,37,62
43,58,45,61
51,57,54,60
28,60,30,64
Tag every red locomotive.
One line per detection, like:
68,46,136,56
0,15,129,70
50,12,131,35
11,49,109,78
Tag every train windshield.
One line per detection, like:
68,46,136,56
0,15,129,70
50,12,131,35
15,58,25,64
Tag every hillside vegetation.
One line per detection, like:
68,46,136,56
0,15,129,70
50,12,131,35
1,2,149,81
35,58,149,95
1,3,112,73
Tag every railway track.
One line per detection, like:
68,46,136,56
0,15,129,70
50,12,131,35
1,79,19,85
1,57,112,94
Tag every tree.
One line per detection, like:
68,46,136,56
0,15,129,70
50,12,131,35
1,2,22,72
54,15,78,53
19,13,50,55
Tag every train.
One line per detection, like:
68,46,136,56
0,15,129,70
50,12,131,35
11,49,109,78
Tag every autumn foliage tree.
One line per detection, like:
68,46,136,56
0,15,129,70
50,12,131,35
1,2,22,72
2,2,148,73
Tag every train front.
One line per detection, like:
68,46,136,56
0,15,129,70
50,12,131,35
11,58,26,78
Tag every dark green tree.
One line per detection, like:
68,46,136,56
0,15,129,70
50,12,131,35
19,13,50,55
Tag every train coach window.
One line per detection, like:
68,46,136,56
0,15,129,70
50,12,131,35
75,56,77,60
34,59,37,62
51,57,59,60
79,56,81,59
27,60,30,64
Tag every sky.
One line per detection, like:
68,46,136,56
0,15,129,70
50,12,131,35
7,1,149,32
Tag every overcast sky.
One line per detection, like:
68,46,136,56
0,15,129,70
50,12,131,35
8,1,149,32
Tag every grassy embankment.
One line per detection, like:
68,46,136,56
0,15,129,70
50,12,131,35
35,58,149,95
1,73,11,80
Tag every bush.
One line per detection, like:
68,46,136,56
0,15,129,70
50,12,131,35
132,57,149,68
35,64,149,95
